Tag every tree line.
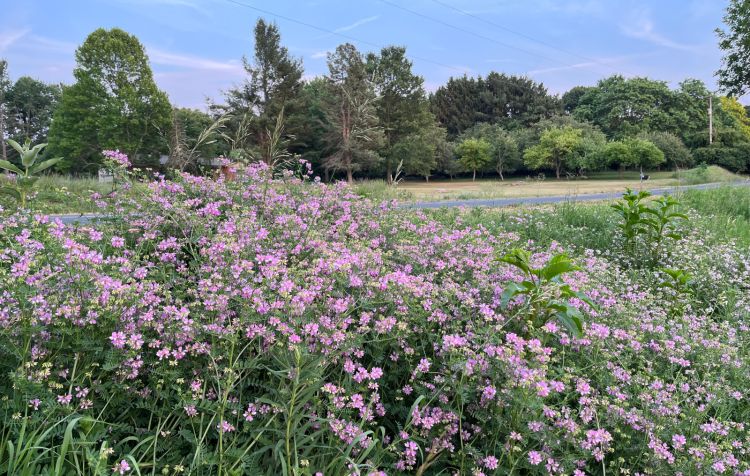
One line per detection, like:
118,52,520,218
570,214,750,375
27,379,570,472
2,9,750,181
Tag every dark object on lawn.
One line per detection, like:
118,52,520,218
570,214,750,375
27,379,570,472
640,174,650,181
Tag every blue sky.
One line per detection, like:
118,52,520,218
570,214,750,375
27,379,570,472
0,0,730,109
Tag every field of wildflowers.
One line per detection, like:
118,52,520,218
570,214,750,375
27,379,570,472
1,161,750,475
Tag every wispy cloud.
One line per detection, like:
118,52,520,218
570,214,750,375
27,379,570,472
310,50,329,59
147,47,243,72
0,29,31,52
621,9,695,51
334,15,379,33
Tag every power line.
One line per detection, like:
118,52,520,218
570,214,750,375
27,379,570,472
223,0,470,76
376,0,611,76
222,0,558,99
426,0,632,77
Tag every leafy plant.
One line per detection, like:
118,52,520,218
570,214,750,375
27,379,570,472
498,248,594,336
610,188,653,254
0,139,62,208
611,189,688,265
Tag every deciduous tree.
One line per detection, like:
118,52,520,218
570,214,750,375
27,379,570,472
716,0,750,96
456,137,491,181
523,126,583,179
323,43,384,182
47,28,171,173
5,77,61,146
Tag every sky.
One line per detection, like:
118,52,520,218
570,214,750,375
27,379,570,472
0,0,732,110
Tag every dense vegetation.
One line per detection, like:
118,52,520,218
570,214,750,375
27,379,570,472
3,8,750,182
2,162,750,475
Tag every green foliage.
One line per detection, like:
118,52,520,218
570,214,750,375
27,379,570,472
638,131,693,169
323,43,384,182
716,0,750,96
222,19,303,166
46,28,171,173
366,46,438,182
462,123,522,179
430,73,560,138
497,249,593,336
3,76,61,148
692,145,750,172
611,189,687,266
523,126,583,178
456,137,491,180
600,138,665,171
0,139,62,208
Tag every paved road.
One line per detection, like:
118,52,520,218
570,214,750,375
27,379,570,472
403,180,750,209
51,181,750,224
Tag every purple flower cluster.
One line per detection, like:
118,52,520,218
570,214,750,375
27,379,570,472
2,162,750,474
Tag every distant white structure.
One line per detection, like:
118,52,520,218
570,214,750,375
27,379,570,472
98,169,113,183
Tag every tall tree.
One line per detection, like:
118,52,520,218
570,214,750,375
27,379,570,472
367,46,433,182
47,28,171,173
523,126,583,179
0,59,9,163
323,43,384,182
573,75,679,139
716,0,750,96
224,18,303,164
5,77,61,146
392,119,446,181
431,73,560,138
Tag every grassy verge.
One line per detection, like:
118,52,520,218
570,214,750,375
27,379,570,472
355,166,745,202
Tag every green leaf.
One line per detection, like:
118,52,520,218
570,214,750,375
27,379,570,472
500,282,524,308
0,159,23,175
540,254,580,281
6,139,24,156
29,157,62,175
556,311,582,336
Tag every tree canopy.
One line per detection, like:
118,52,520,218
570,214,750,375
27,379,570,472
47,28,171,173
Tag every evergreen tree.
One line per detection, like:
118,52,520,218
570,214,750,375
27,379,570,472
367,46,434,182
223,18,303,164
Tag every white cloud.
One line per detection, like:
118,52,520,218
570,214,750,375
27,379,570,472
147,47,244,72
334,15,379,33
621,9,695,51
0,29,31,52
310,50,329,59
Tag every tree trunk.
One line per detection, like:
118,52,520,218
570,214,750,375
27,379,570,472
472,169,476,181
346,167,353,183
555,164,561,180
425,175,429,182
499,169,504,181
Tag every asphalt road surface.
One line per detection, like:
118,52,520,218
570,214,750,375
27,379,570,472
51,180,750,224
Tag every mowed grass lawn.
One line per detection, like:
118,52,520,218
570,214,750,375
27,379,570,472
358,166,746,201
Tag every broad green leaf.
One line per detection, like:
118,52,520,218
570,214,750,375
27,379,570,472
29,157,62,175
500,282,524,308
0,159,23,175
6,139,24,156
